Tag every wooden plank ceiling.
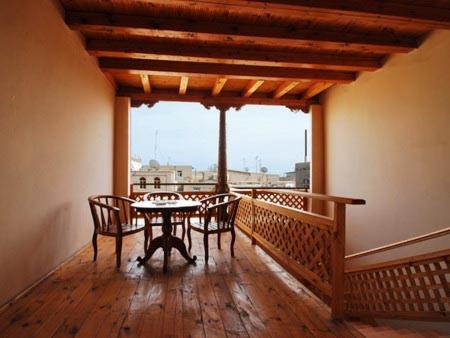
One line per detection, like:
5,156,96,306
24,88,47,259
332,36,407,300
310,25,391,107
60,0,450,109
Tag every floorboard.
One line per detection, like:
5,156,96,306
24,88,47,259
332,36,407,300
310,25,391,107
0,228,362,338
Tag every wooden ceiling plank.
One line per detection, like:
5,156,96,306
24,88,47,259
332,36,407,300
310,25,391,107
119,88,310,108
67,11,418,54
87,39,381,72
302,82,335,100
179,76,189,95
127,0,450,29
99,58,356,83
242,80,264,97
211,78,228,96
140,74,151,93
273,81,300,99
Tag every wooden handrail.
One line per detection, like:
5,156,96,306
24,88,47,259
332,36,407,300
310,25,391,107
345,227,450,261
259,189,366,205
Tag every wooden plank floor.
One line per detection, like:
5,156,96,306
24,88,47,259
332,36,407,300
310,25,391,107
0,229,362,338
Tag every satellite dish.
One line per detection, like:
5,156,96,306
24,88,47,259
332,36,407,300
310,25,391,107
148,159,160,170
260,166,268,173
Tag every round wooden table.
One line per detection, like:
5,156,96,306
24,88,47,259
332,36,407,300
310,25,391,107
132,200,200,272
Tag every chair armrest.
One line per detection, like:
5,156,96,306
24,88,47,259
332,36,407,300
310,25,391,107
199,193,231,204
207,196,241,210
90,200,120,213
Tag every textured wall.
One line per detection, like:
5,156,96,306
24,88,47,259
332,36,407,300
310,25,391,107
0,0,114,305
323,30,450,266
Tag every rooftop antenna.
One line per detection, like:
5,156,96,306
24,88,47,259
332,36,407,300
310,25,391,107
154,129,158,160
255,156,259,173
304,129,308,163
242,157,246,171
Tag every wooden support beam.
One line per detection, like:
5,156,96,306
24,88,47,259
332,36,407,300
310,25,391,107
140,74,151,93
67,11,418,54
99,58,355,83
302,82,334,100
242,80,264,97
118,88,311,109
273,81,299,99
128,1,450,29
179,76,189,95
87,39,381,72
217,107,229,193
211,78,227,96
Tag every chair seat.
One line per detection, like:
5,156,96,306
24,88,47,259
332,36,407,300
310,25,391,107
102,223,145,236
189,221,229,233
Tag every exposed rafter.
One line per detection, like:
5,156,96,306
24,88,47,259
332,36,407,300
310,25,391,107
86,39,381,72
127,0,450,29
67,11,418,54
60,0,449,107
242,80,264,98
273,81,300,99
99,58,355,83
140,74,151,93
302,82,334,100
211,78,227,96
179,76,189,95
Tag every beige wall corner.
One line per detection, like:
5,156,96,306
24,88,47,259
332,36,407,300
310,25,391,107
310,104,325,214
114,97,131,196
323,30,450,266
0,0,114,306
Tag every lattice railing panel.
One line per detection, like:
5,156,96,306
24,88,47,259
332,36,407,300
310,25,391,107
234,196,252,235
256,190,307,210
345,250,450,321
253,204,333,285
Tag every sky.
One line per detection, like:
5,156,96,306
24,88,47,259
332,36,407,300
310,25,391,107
131,102,310,175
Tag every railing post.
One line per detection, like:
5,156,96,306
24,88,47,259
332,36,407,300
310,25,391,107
331,202,346,320
251,188,256,244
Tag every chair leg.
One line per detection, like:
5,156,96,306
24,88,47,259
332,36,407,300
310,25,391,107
204,234,209,264
217,232,221,250
187,226,192,252
181,222,186,241
92,231,98,261
115,236,123,268
230,228,236,258
144,228,149,253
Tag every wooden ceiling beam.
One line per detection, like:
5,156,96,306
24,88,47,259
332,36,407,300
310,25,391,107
118,87,311,109
99,58,355,83
67,11,418,54
179,76,188,95
273,81,300,99
133,0,450,29
87,39,381,72
242,80,264,98
140,74,151,93
302,82,334,100
211,78,227,96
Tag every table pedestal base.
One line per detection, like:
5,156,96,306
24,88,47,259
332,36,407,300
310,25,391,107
136,210,196,272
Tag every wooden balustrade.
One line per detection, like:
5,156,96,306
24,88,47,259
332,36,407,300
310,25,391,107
345,249,450,321
343,227,450,321
234,188,364,319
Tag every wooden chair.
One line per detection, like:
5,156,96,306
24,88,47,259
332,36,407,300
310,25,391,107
143,191,186,242
88,195,145,268
187,193,241,263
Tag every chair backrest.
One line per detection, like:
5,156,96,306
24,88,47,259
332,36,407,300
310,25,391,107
88,195,135,234
143,191,184,201
206,193,241,230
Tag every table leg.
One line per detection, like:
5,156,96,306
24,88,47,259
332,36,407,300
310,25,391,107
137,210,196,271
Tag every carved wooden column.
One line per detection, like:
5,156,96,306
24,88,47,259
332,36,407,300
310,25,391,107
216,106,230,193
